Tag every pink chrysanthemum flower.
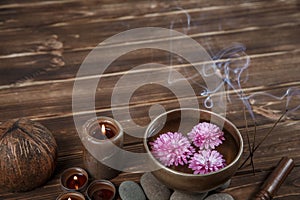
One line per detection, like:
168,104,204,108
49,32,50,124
150,132,195,167
188,149,226,174
188,122,225,150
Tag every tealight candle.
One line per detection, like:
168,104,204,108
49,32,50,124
82,117,123,180
60,167,88,192
91,123,116,140
86,180,116,200
56,192,85,200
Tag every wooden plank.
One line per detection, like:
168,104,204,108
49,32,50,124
2,1,296,31
0,49,299,122
0,24,299,87
0,0,298,56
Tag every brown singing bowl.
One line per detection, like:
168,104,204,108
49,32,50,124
144,108,243,193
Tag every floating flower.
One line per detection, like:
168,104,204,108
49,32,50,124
150,132,195,166
188,149,226,174
188,122,225,150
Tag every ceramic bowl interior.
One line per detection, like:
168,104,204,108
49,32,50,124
144,108,243,193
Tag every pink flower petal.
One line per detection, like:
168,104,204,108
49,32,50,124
188,122,225,150
150,132,195,166
188,149,226,174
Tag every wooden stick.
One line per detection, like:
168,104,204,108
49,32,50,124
255,157,294,200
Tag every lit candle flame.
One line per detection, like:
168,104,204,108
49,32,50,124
73,175,79,190
68,198,71,200
101,124,106,135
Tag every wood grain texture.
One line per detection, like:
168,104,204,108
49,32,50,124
0,0,299,199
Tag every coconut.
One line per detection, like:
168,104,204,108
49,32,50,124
0,118,58,192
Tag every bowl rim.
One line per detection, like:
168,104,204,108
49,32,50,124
144,108,244,177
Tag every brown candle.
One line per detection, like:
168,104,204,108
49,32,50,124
86,180,116,200
60,167,88,192
255,157,294,200
56,192,85,200
91,123,116,140
66,174,87,190
82,117,123,180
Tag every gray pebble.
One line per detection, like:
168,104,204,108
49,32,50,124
140,172,171,200
170,190,208,200
119,181,146,200
204,193,235,200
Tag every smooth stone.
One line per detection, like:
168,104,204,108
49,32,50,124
170,190,208,200
119,181,146,200
204,193,235,200
140,172,171,200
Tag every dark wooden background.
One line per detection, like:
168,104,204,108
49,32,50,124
0,0,299,199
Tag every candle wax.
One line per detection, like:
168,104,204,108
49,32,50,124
91,189,114,200
66,173,87,190
91,123,116,140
